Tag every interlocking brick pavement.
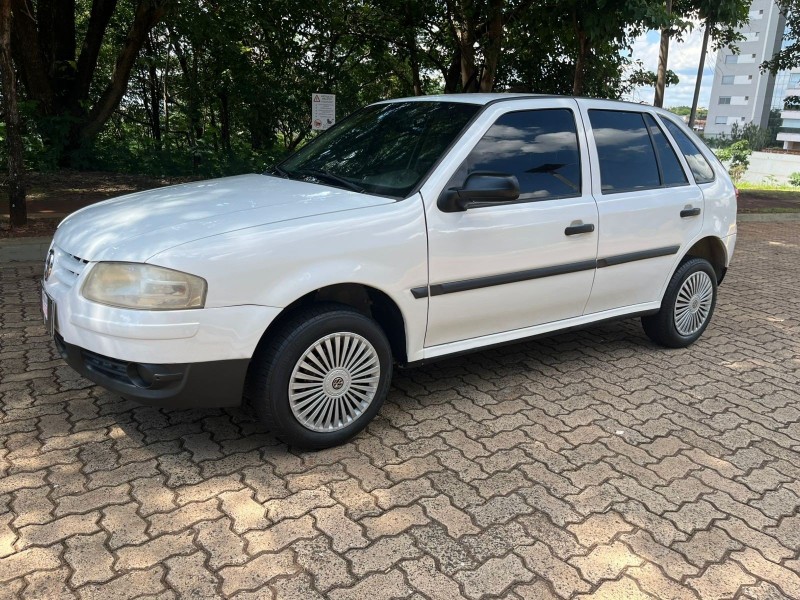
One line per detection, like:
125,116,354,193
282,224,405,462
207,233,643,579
1,221,799,599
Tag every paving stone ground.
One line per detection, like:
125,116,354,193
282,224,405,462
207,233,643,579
1,221,799,600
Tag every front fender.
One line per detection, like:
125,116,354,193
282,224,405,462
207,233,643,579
149,196,430,362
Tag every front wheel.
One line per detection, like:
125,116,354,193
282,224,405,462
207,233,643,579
245,303,393,450
642,257,718,348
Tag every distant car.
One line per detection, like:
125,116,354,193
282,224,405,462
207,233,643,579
42,94,736,449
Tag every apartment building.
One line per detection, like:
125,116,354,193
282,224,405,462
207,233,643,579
705,0,786,137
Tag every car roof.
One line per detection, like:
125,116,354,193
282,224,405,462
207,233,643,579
377,93,667,112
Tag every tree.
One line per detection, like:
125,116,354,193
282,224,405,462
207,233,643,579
762,0,800,74
716,139,751,182
564,0,670,96
9,0,169,161
652,0,748,113
1,0,26,227
683,0,749,127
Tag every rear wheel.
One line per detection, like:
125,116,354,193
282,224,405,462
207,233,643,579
246,303,393,449
642,257,717,348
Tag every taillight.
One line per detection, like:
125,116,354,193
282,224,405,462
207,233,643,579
734,187,739,200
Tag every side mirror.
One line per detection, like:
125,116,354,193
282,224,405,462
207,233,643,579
438,172,520,212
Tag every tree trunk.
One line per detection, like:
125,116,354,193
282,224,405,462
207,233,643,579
444,48,461,93
654,0,672,108
79,0,166,141
403,3,423,96
218,89,230,152
1,0,27,227
479,0,504,92
572,12,589,96
572,34,588,96
689,21,712,129
146,39,161,142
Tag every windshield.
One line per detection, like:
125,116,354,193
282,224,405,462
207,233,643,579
277,101,480,198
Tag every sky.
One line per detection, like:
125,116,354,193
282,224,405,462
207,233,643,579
624,27,717,109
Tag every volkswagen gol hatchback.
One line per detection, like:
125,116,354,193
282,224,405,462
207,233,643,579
43,95,736,449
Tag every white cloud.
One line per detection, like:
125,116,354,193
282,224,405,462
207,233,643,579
625,25,719,108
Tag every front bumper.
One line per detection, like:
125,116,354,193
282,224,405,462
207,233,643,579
54,332,250,407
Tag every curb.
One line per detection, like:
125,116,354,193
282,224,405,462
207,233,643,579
0,236,51,263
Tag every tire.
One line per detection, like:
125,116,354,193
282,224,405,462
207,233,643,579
245,303,393,450
642,257,718,348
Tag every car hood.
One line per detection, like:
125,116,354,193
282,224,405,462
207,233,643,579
53,174,395,262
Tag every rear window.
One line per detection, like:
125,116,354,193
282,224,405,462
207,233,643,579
661,119,716,184
588,110,660,193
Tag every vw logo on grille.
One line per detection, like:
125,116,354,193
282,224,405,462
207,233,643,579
331,377,345,390
44,249,55,281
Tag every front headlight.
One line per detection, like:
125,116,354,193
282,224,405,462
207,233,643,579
82,263,207,310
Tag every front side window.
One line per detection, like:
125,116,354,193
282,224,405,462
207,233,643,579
460,109,582,200
588,110,660,193
279,101,479,198
661,119,716,184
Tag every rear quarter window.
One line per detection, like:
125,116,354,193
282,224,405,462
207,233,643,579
660,119,716,184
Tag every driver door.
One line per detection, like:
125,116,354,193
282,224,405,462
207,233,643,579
420,99,599,348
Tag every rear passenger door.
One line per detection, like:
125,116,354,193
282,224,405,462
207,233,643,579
579,102,704,314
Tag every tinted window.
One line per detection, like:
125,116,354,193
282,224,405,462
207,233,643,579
588,110,660,193
644,114,688,186
462,109,581,199
280,101,479,198
661,119,716,183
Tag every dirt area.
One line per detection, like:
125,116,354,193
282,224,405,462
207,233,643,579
737,188,800,213
2,171,799,239
1,171,196,239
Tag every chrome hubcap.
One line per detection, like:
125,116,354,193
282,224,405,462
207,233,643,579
289,332,381,432
674,271,713,336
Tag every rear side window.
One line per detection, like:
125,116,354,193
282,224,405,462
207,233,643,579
463,109,581,200
588,110,660,193
644,114,688,186
661,119,716,183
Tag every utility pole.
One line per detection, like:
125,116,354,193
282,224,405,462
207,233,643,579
689,22,712,129
654,0,673,107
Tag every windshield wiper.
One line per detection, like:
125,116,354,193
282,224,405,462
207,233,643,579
298,168,365,193
270,165,291,178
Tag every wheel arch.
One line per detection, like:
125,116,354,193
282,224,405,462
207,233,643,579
680,235,728,283
254,283,409,364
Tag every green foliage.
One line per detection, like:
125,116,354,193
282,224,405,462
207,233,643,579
628,68,680,88
3,0,754,179
716,140,751,182
668,106,708,119
789,172,800,187
762,0,800,74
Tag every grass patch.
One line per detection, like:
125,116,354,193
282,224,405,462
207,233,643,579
737,181,800,191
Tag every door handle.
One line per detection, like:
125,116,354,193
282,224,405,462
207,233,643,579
680,207,701,218
565,223,595,236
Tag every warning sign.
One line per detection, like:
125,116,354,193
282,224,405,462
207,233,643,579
311,93,335,130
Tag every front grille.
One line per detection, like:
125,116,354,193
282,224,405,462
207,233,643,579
52,245,89,288
81,348,131,384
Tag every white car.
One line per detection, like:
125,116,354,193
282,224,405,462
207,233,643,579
42,94,736,449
